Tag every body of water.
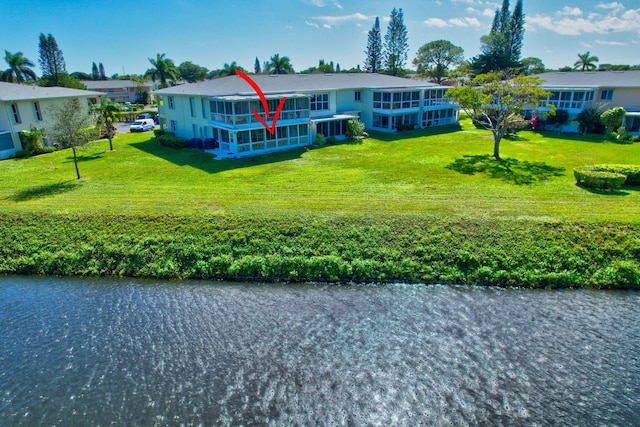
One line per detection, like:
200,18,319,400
1,276,638,426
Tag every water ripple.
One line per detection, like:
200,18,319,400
0,277,638,426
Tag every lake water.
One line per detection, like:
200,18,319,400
0,276,638,426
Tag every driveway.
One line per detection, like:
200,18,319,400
115,121,158,134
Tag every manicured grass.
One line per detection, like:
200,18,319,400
1,120,639,287
1,119,638,221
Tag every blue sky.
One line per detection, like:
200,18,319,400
1,0,639,77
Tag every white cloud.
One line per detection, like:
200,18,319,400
323,24,331,29
301,0,327,6
423,18,448,28
597,2,625,13
449,17,481,27
311,12,371,27
483,8,496,17
596,39,627,46
580,42,594,48
305,21,319,28
334,2,343,9
528,5,640,36
559,7,582,17
424,16,480,28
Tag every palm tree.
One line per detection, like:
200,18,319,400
574,52,599,71
2,50,37,83
145,53,179,88
265,54,294,74
93,100,121,151
218,61,247,77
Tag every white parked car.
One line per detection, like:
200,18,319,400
130,119,155,132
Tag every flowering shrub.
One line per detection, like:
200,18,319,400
529,115,545,131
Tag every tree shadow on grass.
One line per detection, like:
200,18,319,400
446,154,566,185
6,180,81,202
63,152,105,164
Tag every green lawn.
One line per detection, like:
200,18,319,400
2,118,639,222
1,120,639,287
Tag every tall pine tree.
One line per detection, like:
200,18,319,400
471,0,524,75
99,63,106,80
383,8,408,76
91,62,99,80
38,33,66,86
364,17,383,73
254,57,261,74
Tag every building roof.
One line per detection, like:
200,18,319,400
536,71,640,89
153,73,441,97
0,81,102,102
82,80,152,90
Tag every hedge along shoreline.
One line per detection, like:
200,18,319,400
0,212,638,289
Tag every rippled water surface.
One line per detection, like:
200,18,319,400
1,276,639,426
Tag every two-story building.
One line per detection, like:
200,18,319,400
152,73,458,157
0,82,102,159
82,80,154,104
535,71,640,134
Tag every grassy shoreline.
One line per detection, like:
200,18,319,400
1,212,638,288
1,119,639,288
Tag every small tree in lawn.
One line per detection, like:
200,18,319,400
47,98,94,179
346,119,366,140
93,100,121,151
600,107,626,136
446,71,550,159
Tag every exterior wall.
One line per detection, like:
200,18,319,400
538,87,640,133
156,85,459,157
0,97,97,159
601,88,640,111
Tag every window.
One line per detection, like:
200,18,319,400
382,93,391,109
600,90,614,101
170,120,177,132
189,98,196,117
237,130,250,144
33,102,42,121
11,104,21,124
310,93,329,111
192,124,198,138
201,98,207,119
168,96,175,109
354,91,361,102
373,92,381,109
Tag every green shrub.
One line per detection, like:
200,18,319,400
631,136,640,143
157,133,186,149
18,128,45,153
9,150,32,159
326,136,338,145
346,119,365,140
578,165,640,186
314,133,325,145
574,166,626,190
38,146,56,154
153,129,167,138
396,123,416,132
600,107,626,135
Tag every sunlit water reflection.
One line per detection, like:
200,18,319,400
0,276,638,426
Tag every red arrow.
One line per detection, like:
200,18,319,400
235,70,286,135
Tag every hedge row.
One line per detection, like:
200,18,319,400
0,213,638,289
154,130,186,149
574,168,626,190
574,164,640,190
